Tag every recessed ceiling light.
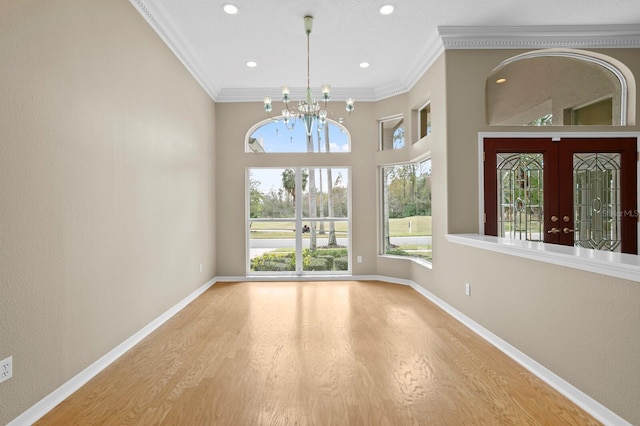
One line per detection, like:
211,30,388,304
496,78,507,84
223,3,239,15
246,61,257,68
379,4,395,15
360,62,370,68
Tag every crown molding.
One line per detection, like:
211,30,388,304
128,0,221,99
216,87,377,103
439,24,640,49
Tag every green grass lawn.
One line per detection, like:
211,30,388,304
388,215,432,237
249,221,349,239
248,216,432,239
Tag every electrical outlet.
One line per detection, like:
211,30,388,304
357,256,362,263
465,283,471,296
0,356,12,384
199,263,203,272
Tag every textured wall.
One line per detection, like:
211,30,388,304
0,0,216,423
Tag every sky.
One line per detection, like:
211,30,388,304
249,119,350,153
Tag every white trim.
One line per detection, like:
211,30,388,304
447,233,640,282
127,0,220,100
8,278,217,426
406,280,632,426
439,25,640,50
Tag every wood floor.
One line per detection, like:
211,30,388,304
37,281,599,425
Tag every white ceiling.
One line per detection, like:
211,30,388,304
130,0,640,102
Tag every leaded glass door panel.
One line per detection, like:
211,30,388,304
485,137,637,254
558,138,637,254
496,153,545,241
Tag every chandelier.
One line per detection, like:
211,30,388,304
263,16,355,136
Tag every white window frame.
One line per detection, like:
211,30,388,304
379,156,433,267
246,167,352,276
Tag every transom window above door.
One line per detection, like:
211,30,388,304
483,137,637,255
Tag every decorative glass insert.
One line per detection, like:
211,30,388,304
496,153,544,241
573,153,622,252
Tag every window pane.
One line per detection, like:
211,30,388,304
249,169,295,218
419,104,431,138
380,117,404,150
302,168,349,218
302,220,349,272
249,221,296,272
247,120,350,153
382,160,432,262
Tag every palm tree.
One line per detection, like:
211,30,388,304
281,168,307,202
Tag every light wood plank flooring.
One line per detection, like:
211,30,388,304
37,281,599,425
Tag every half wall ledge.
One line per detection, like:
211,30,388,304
447,233,640,283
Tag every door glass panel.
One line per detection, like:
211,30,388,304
573,153,622,252
496,153,544,241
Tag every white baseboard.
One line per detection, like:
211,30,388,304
10,275,630,426
406,280,631,426
8,278,217,426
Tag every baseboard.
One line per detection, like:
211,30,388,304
8,277,218,426
406,280,631,426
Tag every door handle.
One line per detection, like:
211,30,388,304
547,227,560,234
563,228,575,234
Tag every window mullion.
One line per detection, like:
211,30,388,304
295,167,303,273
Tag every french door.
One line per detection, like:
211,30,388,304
484,137,637,254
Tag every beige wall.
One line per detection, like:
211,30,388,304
0,0,216,423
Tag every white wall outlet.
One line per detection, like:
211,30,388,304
199,263,203,272
357,256,363,263
1,356,12,384
465,283,471,296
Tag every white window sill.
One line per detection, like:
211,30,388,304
378,254,433,270
446,234,640,283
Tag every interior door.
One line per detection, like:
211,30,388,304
484,137,637,254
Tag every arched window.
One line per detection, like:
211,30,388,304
486,50,635,126
246,119,350,153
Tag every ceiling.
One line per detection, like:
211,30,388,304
130,0,640,102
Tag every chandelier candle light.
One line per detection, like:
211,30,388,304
263,16,355,136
